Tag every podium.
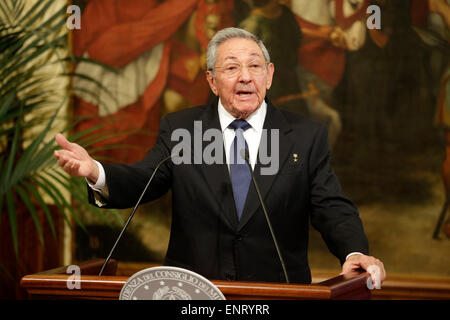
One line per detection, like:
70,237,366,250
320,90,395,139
20,259,371,299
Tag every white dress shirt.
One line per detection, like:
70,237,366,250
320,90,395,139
218,98,266,171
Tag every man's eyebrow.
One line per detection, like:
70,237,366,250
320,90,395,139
223,56,239,62
223,53,262,61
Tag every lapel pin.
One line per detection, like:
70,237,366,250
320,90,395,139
293,153,299,162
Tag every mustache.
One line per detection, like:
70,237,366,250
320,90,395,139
235,86,255,92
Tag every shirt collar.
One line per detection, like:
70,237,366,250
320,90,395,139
217,98,267,133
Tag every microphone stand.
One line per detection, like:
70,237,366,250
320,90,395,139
98,153,174,276
241,150,290,283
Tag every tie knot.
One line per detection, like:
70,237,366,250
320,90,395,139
229,119,251,131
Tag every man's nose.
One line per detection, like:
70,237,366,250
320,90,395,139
238,66,252,82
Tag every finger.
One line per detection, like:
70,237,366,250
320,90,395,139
341,261,360,274
367,265,382,289
341,263,352,274
68,161,79,175
55,149,78,160
57,154,72,167
70,162,81,176
58,158,66,168
55,133,76,151
370,272,381,289
63,159,74,172
57,152,74,167
379,263,386,282
356,256,376,269
373,274,381,289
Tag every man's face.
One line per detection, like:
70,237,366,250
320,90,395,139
206,38,274,119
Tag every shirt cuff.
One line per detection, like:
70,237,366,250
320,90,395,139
86,161,109,207
346,252,364,260
86,160,106,191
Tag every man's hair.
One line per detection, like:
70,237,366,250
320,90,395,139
206,27,271,76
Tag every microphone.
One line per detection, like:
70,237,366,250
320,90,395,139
240,149,290,283
98,151,181,276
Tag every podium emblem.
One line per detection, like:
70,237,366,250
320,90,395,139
119,266,226,300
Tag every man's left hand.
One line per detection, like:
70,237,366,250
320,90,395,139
341,254,386,289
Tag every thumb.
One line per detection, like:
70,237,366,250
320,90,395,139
55,133,74,151
341,260,357,275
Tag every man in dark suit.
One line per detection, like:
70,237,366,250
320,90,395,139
55,27,385,286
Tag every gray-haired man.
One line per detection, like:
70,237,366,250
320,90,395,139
55,27,385,286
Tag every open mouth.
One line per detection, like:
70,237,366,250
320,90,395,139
236,90,254,97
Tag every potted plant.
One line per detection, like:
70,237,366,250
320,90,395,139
0,0,121,298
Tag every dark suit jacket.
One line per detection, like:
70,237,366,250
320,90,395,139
89,98,369,284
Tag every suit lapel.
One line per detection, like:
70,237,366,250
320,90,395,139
237,100,294,232
195,98,295,232
197,98,239,230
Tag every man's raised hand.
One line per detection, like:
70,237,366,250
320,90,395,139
54,133,99,184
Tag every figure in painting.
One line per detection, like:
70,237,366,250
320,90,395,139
72,0,234,163
72,0,200,163
236,0,307,117
290,0,369,149
71,0,236,260
163,0,234,115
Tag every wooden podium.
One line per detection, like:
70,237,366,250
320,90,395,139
20,259,371,300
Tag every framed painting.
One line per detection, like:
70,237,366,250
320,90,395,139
70,0,450,279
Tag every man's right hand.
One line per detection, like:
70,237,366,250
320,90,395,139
54,133,99,184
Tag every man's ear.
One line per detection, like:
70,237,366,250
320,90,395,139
266,63,275,90
206,71,219,96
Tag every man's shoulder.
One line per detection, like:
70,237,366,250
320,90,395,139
165,105,209,119
162,104,211,127
277,107,326,133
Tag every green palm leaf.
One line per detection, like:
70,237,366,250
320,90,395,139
15,184,44,247
22,180,56,238
0,0,130,261
5,190,18,258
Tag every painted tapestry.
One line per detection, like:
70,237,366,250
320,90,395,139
71,0,450,277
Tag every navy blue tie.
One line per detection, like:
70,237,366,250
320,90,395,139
229,119,251,221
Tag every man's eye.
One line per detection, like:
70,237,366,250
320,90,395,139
227,65,238,71
250,64,261,69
